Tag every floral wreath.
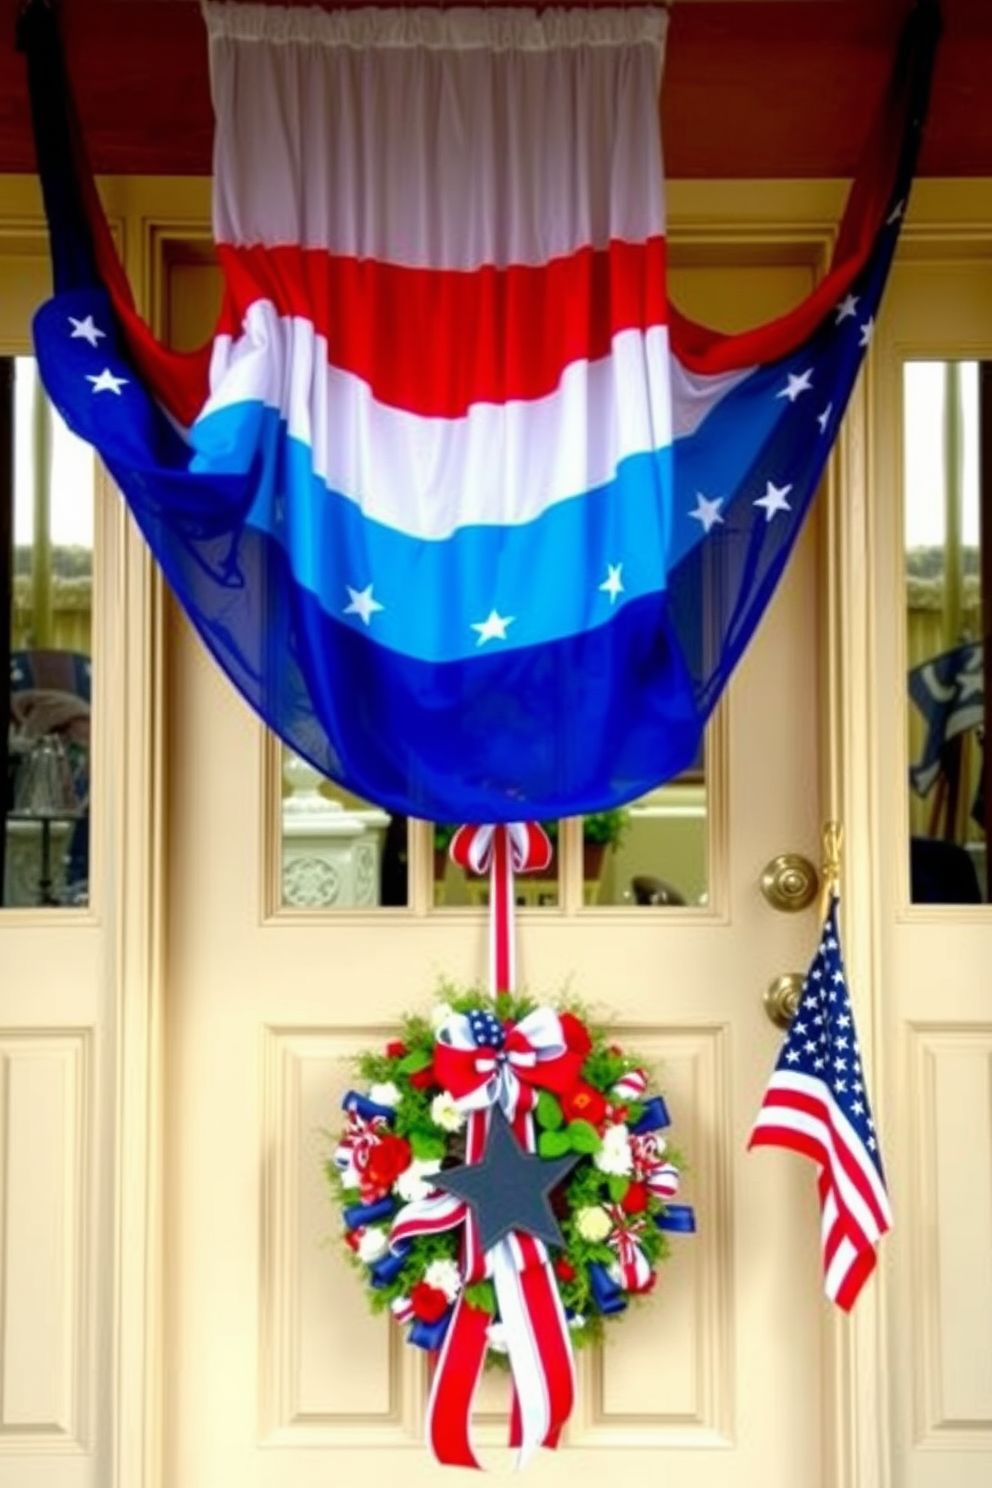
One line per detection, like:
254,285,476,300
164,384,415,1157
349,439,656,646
327,981,695,1467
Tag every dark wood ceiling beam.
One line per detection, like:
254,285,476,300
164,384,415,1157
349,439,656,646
0,0,989,177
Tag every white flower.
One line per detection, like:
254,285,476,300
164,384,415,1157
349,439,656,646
368,1081,401,1108
356,1226,389,1264
335,1157,362,1191
431,1002,456,1032
424,1259,462,1303
487,1320,510,1354
568,1313,586,1331
575,1205,612,1243
430,1091,466,1132
394,1158,442,1203
593,1122,633,1177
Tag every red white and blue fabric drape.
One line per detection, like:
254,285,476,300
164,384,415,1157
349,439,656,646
21,1,940,822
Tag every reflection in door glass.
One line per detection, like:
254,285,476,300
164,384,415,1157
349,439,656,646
432,821,559,908
430,764,708,911
905,360,988,904
279,747,405,909
3,358,93,909
589,764,708,908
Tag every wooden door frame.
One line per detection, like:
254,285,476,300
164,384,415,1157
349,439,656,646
74,174,989,1488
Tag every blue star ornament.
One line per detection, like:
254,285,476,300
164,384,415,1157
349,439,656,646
433,1106,581,1253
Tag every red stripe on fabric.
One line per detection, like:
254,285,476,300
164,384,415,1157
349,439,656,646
464,1111,488,1282
427,1296,491,1470
392,1211,463,1241
493,826,512,995
751,1116,880,1243
669,3,926,376
752,1084,890,1233
831,1237,877,1312
215,238,668,418
819,1170,878,1310
510,1389,523,1449
64,61,211,425
753,1108,884,1235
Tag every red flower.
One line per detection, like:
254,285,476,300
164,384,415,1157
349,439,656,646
550,1186,571,1218
561,1083,608,1126
554,1256,576,1283
621,1182,649,1215
386,1040,408,1059
409,1063,436,1090
410,1282,450,1324
558,1012,593,1057
364,1134,412,1192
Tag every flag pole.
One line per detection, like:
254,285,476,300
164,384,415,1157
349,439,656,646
819,820,843,921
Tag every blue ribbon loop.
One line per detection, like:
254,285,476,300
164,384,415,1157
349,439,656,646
343,1195,395,1230
588,1261,627,1315
408,1309,453,1351
368,1242,411,1288
341,1089,397,1124
630,1096,670,1134
655,1203,696,1234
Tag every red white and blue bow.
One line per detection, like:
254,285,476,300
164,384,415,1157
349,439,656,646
449,822,553,993
433,1006,583,1123
605,1206,654,1294
333,1106,389,1192
631,1131,681,1200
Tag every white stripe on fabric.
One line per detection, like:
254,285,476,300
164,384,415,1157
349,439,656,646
821,1184,839,1248
207,14,665,267
824,1234,860,1302
194,307,673,541
763,1071,893,1223
751,1102,888,1244
670,356,754,439
490,1242,550,1468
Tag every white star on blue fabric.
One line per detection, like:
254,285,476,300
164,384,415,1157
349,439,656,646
957,667,983,702
689,493,724,533
817,404,834,433
836,294,859,323
472,609,514,646
859,317,875,348
753,480,793,522
343,584,384,625
87,367,128,395
778,369,813,402
887,199,905,225
69,314,105,347
599,563,624,604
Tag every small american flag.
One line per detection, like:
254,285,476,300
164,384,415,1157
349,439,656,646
749,895,892,1310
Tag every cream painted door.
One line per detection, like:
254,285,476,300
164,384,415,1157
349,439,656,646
160,247,837,1488
0,192,136,1488
871,229,992,1488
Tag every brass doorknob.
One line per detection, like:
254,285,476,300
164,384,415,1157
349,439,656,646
760,853,819,912
764,973,805,1030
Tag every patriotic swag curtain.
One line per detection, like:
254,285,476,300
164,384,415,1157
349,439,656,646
21,2,939,822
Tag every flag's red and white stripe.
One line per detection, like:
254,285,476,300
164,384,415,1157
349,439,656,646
749,1070,892,1310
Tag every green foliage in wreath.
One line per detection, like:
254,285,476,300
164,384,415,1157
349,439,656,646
326,984,690,1364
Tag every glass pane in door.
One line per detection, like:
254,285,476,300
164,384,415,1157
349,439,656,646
905,359,987,903
3,357,94,909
